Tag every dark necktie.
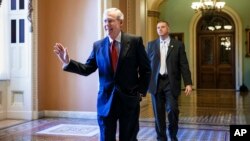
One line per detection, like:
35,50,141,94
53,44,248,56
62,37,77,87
110,40,118,72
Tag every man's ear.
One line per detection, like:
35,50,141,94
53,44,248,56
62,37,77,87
120,20,123,26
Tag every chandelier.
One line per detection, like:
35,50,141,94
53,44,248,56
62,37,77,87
191,0,225,15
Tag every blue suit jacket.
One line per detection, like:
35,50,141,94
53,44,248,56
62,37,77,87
146,38,192,96
64,32,151,116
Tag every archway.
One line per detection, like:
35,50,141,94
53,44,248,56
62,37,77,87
196,12,235,89
189,6,243,90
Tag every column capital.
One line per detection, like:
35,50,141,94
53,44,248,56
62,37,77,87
147,10,160,18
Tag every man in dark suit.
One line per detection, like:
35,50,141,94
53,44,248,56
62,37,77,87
146,20,192,141
54,8,151,141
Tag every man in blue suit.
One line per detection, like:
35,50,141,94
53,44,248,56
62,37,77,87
146,20,192,141
54,8,151,141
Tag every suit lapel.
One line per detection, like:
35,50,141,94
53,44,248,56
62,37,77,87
103,37,113,73
115,33,131,75
155,39,161,58
167,38,174,58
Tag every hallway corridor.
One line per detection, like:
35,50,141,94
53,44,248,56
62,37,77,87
0,90,249,141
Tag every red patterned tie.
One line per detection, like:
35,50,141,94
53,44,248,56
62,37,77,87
110,40,118,72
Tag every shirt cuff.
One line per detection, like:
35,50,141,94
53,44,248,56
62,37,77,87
62,59,70,69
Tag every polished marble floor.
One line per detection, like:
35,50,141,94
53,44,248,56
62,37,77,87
0,90,249,141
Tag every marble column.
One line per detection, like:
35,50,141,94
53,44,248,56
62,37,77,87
147,10,160,42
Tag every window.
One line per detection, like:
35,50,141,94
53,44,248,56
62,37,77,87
0,0,30,79
246,29,250,57
0,0,10,79
19,19,25,43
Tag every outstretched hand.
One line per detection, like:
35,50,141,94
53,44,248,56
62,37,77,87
53,43,70,65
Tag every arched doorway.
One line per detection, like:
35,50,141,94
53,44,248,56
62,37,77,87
196,12,235,89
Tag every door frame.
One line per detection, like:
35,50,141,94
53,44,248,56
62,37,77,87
189,6,243,90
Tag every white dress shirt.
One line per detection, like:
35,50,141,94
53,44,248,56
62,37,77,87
159,37,170,75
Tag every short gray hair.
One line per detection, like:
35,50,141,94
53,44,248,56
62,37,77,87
103,8,124,20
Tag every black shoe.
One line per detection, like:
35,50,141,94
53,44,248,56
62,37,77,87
170,137,178,141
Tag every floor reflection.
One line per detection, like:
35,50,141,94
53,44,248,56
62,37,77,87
140,90,250,125
0,90,249,141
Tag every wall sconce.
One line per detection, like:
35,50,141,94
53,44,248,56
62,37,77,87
215,25,222,30
208,26,215,31
224,25,232,30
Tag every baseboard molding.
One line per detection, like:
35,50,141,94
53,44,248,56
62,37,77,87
41,98,149,119
0,112,6,120
7,111,33,120
34,111,45,119
44,110,97,119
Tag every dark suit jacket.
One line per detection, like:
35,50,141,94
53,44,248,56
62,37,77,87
64,32,151,116
147,38,192,96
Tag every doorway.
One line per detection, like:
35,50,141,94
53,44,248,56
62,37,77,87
197,12,235,89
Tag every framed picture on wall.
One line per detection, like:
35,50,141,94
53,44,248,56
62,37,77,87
169,32,184,44
246,28,250,57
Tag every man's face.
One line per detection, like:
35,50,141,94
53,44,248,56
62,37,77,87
157,22,169,36
103,12,122,39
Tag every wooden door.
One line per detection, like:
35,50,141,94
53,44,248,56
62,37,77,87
197,12,235,89
197,34,235,89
